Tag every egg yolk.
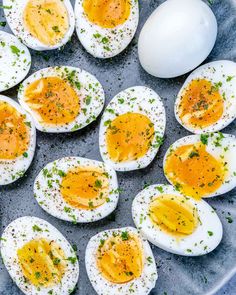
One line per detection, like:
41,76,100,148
178,79,224,129
97,232,143,283
0,101,29,160
23,0,69,46
60,166,109,210
17,238,66,287
83,0,131,28
149,194,198,237
24,76,80,125
106,112,155,162
164,143,225,199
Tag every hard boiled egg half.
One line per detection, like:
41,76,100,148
3,0,75,50
99,86,166,171
0,95,36,185
74,0,139,58
34,157,119,223
132,184,223,256
163,133,236,199
175,60,236,133
1,216,79,295
18,66,105,133
85,227,157,295
0,31,31,92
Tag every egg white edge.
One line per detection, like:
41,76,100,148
163,133,236,198
0,95,36,185
3,0,75,51
132,184,223,256
85,226,158,295
99,86,166,171
18,66,105,133
34,156,119,223
0,216,79,295
0,31,31,92
175,60,236,134
74,0,139,58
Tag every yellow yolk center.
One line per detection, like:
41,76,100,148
83,0,131,28
17,238,66,287
97,232,143,283
24,76,80,125
0,101,29,160
106,112,155,162
149,194,198,237
178,79,224,129
60,166,109,210
164,143,225,199
23,0,69,46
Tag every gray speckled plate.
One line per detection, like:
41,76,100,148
0,0,236,294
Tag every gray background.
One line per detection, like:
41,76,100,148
0,0,236,294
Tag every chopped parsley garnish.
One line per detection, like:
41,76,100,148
207,231,213,236
67,256,77,264
32,225,43,232
121,231,129,241
200,134,209,145
35,272,41,279
52,26,60,33
95,179,102,188
10,45,20,57
189,151,199,158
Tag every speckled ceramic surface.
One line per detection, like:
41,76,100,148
0,0,236,294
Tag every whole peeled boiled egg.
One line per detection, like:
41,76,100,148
74,0,139,58
138,0,217,78
3,0,75,51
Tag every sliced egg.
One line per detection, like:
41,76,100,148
0,31,31,92
74,0,139,58
99,86,166,171
0,95,36,185
85,227,157,295
34,157,119,223
3,0,75,51
18,66,105,133
0,216,79,294
163,133,236,199
175,60,236,133
132,184,223,256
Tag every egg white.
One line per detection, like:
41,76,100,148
3,0,75,51
99,86,166,171
175,60,236,133
138,0,217,78
85,227,158,295
163,133,236,198
18,66,105,133
74,0,139,58
0,216,79,295
34,157,119,223
0,95,36,186
0,31,31,92
132,184,223,256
